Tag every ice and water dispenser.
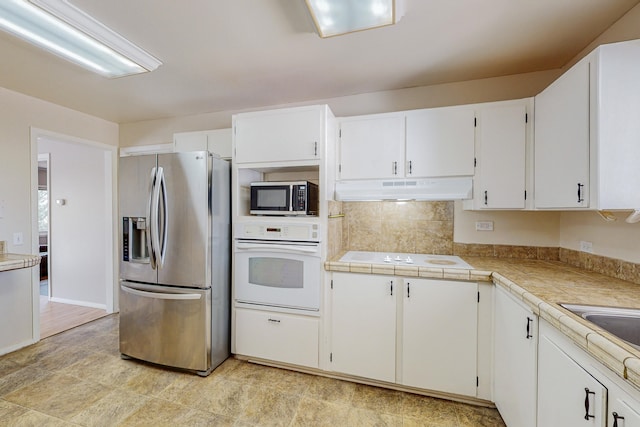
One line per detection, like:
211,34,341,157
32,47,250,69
122,217,149,263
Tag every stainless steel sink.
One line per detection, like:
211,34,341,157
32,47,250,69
560,304,640,351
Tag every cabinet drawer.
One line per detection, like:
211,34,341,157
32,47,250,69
235,308,319,368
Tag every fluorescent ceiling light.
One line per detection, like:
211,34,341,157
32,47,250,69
0,0,161,78
305,0,404,38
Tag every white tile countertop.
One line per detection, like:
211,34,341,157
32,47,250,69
0,241,40,272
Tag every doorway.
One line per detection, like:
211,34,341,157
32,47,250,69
31,129,117,339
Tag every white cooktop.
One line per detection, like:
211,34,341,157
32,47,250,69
339,251,473,270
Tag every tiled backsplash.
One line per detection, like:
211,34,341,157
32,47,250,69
327,200,454,258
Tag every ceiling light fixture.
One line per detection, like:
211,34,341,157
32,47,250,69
0,0,161,78
305,0,404,38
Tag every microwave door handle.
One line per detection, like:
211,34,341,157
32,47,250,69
146,166,157,269
235,242,318,254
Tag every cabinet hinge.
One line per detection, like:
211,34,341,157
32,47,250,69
524,190,527,200
477,292,480,303
474,158,477,168
525,113,528,123
476,376,479,387
330,353,333,362
330,279,333,289
338,164,342,173
339,129,342,138
474,117,477,127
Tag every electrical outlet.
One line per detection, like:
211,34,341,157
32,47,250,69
580,241,593,253
475,221,494,231
13,232,23,246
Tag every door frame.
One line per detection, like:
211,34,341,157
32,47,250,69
29,127,118,341
37,153,51,298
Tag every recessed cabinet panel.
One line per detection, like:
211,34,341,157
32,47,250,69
405,107,475,178
534,57,590,209
493,286,537,427
339,114,405,180
476,103,527,209
330,273,396,382
401,279,477,396
235,107,323,164
235,308,319,368
537,327,607,427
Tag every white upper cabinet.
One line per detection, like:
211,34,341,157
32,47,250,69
535,39,640,210
470,99,530,210
535,56,590,209
337,106,475,181
405,106,475,178
174,128,232,159
234,105,329,164
338,113,405,179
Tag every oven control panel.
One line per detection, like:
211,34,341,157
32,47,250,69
235,222,320,242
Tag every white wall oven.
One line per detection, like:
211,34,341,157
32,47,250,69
234,222,321,312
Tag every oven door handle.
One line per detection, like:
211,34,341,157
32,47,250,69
235,242,319,254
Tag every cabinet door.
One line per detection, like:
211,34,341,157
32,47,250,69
174,131,208,152
476,103,527,209
402,279,477,396
235,107,323,163
537,330,607,427
338,114,404,179
206,128,232,159
534,57,590,208
235,308,319,368
405,107,475,178
493,286,537,427
609,386,640,427
331,273,396,382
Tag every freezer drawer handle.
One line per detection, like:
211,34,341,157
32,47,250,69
121,285,202,300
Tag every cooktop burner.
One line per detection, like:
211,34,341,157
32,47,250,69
339,251,473,269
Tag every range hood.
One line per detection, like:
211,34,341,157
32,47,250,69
334,177,473,201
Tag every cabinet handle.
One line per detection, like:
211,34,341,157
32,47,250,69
484,190,488,205
584,388,595,420
408,160,412,175
407,282,410,298
390,280,393,296
577,183,584,203
267,318,281,323
613,412,625,427
314,141,318,156
526,317,533,339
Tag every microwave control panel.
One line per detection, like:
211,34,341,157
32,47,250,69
235,222,319,242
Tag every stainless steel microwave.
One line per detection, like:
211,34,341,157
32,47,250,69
250,181,318,216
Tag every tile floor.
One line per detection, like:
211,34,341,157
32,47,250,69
0,315,506,426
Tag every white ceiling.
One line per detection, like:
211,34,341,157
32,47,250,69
0,0,638,124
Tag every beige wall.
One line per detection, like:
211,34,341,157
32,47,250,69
0,86,118,354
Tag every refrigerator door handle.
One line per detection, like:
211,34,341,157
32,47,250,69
158,166,168,269
121,285,202,300
147,166,158,269
150,166,162,270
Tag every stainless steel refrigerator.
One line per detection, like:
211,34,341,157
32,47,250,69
118,151,230,376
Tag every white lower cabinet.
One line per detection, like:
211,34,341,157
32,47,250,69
330,273,479,397
235,308,319,368
537,321,607,427
401,278,478,396
330,273,396,382
493,286,538,427
608,384,640,427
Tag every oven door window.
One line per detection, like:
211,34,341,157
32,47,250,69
248,257,303,289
